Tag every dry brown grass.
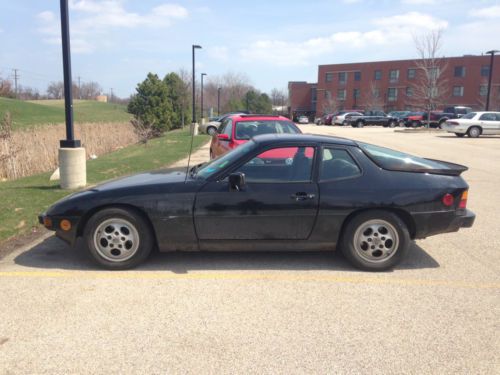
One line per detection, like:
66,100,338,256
0,122,138,180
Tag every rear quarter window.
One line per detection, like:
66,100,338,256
358,142,453,172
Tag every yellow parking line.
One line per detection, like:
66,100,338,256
0,270,498,290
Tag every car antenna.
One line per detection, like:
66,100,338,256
184,126,196,183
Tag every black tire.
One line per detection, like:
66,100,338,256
455,133,465,137
342,120,348,126
467,126,481,138
438,119,447,129
84,208,154,270
207,126,216,135
389,121,397,128
340,210,410,271
399,121,405,127
356,120,364,128
411,121,419,128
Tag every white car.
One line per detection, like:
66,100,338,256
442,111,500,138
333,111,364,125
298,116,309,124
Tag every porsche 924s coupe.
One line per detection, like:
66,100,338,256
39,134,475,271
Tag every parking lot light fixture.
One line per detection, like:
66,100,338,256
201,73,207,122
485,50,499,111
217,87,221,115
192,45,202,132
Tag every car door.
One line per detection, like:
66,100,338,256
213,118,233,157
194,145,319,240
478,113,496,134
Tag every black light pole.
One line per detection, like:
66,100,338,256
485,50,499,111
200,72,207,121
59,0,79,148
192,45,202,125
217,87,221,115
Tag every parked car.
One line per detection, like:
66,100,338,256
442,111,500,137
400,112,425,127
298,115,309,124
324,110,364,126
199,111,249,135
388,111,411,126
443,106,472,118
210,114,301,159
333,112,364,126
39,133,475,271
347,110,398,128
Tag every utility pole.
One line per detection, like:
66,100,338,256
110,88,114,103
217,87,221,115
485,50,499,111
200,73,207,122
13,69,19,98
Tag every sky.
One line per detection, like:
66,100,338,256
1,0,499,98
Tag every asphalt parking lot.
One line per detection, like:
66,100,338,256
0,127,498,374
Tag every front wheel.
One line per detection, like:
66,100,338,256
389,121,397,128
467,126,481,138
207,126,217,135
356,121,364,128
340,210,410,271
84,208,153,270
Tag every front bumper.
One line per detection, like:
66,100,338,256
38,213,80,246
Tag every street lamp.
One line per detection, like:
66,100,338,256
217,87,221,115
58,0,85,189
485,50,499,111
192,45,202,132
200,72,207,122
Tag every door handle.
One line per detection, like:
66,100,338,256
290,192,315,201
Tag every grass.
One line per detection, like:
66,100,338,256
0,98,131,130
0,128,209,242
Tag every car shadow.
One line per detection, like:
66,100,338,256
13,235,439,273
435,135,500,139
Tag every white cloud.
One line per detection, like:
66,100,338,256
470,5,500,18
240,12,448,66
402,0,436,4
36,2,189,53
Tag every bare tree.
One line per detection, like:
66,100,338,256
321,94,339,114
410,29,449,126
46,81,64,99
361,81,384,110
0,76,14,98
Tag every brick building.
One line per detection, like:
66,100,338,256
289,55,500,119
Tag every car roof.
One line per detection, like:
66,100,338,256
228,114,291,122
251,133,357,147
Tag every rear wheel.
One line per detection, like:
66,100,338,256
389,120,397,128
207,126,216,135
356,120,364,128
84,208,153,270
467,126,481,138
340,210,410,271
399,121,405,127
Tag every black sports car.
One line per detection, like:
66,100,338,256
39,134,475,271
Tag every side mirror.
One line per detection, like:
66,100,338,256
217,133,229,141
229,172,245,192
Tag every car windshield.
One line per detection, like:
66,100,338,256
195,140,256,179
461,112,476,119
358,142,453,172
409,112,424,116
234,120,300,140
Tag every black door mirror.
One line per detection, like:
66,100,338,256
229,172,246,192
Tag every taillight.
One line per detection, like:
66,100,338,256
447,121,459,126
459,190,468,209
442,193,454,207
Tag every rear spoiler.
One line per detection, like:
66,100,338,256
421,159,468,176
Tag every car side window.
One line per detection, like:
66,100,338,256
479,113,496,121
217,119,227,134
320,148,361,180
496,113,500,121
223,119,233,137
235,146,315,183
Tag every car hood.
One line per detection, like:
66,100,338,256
91,168,188,191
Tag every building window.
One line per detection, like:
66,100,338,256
374,70,382,80
454,66,466,77
479,85,488,97
406,87,413,97
337,89,346,101
387,88,398,101
325,90,331,99
311,88,317,102
353,88,360,99
339,72,347,84
389,69,399,83
354,71,361,81
481,65,490,77
407,68,416,79
453,86,464,97
325,72,333,82
373,88,380,98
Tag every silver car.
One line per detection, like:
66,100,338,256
442,111,500,138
